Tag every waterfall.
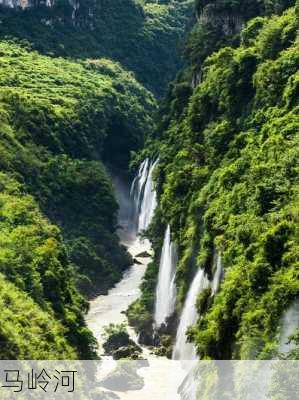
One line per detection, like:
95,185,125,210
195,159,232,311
154,225,177,327
130,158,158,234
138,159,158,232
278,298,299,354
130,158,149,229
172,268,209,360
178,365,198,400
212,253,224,295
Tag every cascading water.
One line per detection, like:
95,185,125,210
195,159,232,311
278,298,299,354
172,268,209,360
212,253,224,295
130,158,158,234
130,158,149,230
138,159,158,232
154,225,177,327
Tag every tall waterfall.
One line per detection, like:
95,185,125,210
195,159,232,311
172,268,209,360
138,159,158,232
212,253,224,295
278,298,299,354
154,225,177,327
130,158,158,234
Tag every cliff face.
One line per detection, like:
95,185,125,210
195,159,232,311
0,0,81,7
198,3,244,35
190,2,244,87
0,0,87,21
0,0,52,8
188,0,294,87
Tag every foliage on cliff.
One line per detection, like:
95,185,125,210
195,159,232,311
0,273,77,359
0,173,89,359
0,40,155,358
185,0,294,70
148,3,298,358
0,0,192,96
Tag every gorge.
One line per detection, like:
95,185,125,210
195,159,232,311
0,1,298,398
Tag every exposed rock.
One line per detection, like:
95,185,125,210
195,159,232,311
138,327,161,347
112,344,142,360
100,362,145,391
103,329,131,354
199,3,244,35
92,389,120,400
135,250,151,258
103,324,142,360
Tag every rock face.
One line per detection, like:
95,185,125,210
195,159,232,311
112,345,142,360
103,325,143,360
0,0,52,8
100,362,146,392
135,251,151,258
0,0,78,16
199,4,244,36
190,2,244,88
0,0,27,7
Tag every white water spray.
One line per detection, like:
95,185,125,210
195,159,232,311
172,268,209,360
138,159,158,232
154,225,177,327
130,158,158,234
278,298,299,354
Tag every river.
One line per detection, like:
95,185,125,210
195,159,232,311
85,170,185,399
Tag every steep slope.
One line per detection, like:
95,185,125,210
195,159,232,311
0,0,194,361
0,274,77,359
132,1,299,359
0,173,91,358
0,0,193,96
0,39,155,358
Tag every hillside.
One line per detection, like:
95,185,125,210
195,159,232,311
129,0,299,359
0,39,155,358
0,0,193,96
0,0,297,364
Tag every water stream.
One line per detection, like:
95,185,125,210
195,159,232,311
278,298,299,353
85,160,297,399
130,158,158,234
172,269,209,361
86,236,150,353
85,161,186,399
154,225,177,327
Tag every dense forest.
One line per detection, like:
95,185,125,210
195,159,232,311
0,42,153,358
129,0,299,360
0,0,298,364
0,0,192,359
0,0,192,96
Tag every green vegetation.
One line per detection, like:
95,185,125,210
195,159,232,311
187,0,294,69
0,0,193,361
0,173,92,358
0,0,297,362
0,0,192,96
0,39,155,358
0,273,77,359
0,40,155,293
102,323,142,359
127,260,159,334
138,1,299,359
